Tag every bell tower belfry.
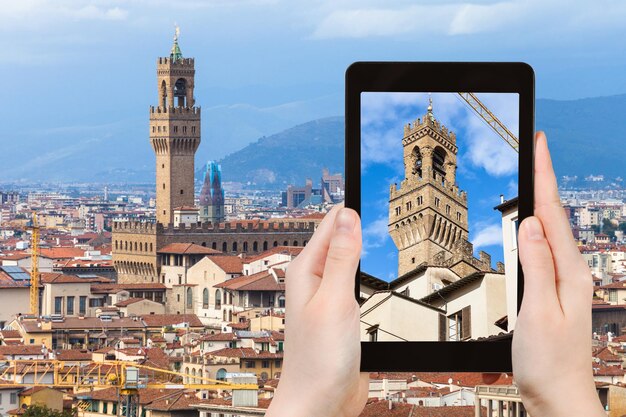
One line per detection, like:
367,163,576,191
150,27,201,225
389,97,469,276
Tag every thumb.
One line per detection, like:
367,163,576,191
518,216,560,314
317,208,362,301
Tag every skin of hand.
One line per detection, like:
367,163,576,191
512,132,605,417
265,205,369,417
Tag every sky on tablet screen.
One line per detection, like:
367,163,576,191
360,92,519,281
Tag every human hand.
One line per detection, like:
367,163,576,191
512,132,604,417
265,205,369,417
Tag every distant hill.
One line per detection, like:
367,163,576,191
537,94,626,180
208,116,344,188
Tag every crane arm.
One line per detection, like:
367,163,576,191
457,92,519,153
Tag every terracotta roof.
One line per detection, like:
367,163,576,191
208,347,283,359
141,314,203,328
200,333,238,342
600,282,626,289
409,372,513,387
115,298,151,307
39,247,86,259
91,283,166,293
206,255,244,274
40,272,110,284
595,347,623,363
197,398,272,409
593,364,626,376
243,246,303,264
359,402,486,417
0,345,46,356
83,387,187,405
158,243,221,255
145,391,200,411
54,349,92,361
215,270,283,291
0,330,21,339
19,317,145,332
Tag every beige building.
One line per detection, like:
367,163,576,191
40,273,110,317
0,268,30,328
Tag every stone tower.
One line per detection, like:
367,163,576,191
199,161,225,224
150,30,200,226
389,97,468,276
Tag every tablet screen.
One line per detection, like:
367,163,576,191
359,92,519,342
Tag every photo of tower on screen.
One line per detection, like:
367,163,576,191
359,92,519,342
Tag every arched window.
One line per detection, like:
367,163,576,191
174,78,187,107
212,242,217,250
186,287,193,309
263,241,268,251
412,147,422,177
222,242,227,252
293,240,298,246
278,295,286,308
160,80,167,108
243,242,248,252
228,310,232,322
216,368,227,381
115,240,118,250
253,241,258,251
232,242,238,252
215,290,222,309
203,288,209,309
433,147,447,177
273,241,278,247
283,241,288,246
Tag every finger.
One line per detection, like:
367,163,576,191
317,208,362,302
518,216,561,315
533,132,589,302
286,205,343,311
295,203,343,279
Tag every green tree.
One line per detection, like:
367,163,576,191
22,405,77,417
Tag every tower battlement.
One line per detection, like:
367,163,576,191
403,114,457,150
157,57,195,66
150,106,201,117
113,219,317,234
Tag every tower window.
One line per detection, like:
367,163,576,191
174,126,178,133
406,201,412,211
457,212,462,221
417,196,423,205
180,189,184,195
192,126,196,133
395,206,401,216
435,197,440,207
162,164,165,169
411,257,415,264
446,205,451,215
152,126,156,133
163,183,166,190
183,126,187,133
433,147,447,177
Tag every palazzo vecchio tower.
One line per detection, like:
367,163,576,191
112,32,316,284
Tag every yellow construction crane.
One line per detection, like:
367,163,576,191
457,92,519,153
0,360,258,417
28,212,40,316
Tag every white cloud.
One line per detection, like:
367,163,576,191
471,223,503,248
362,216,390,259
310,0,626,40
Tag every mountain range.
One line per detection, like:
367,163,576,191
1,94,625,186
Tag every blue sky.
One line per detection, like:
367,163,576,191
1,0,626,181
360,92,518,281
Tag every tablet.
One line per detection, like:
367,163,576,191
346,62,534,372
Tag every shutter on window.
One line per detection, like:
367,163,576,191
439,314,447,341
462,306,472,340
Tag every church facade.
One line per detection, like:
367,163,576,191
112,35,316,284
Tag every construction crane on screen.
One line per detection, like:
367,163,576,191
456,92,519,153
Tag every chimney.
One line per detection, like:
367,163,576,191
500,194,504,204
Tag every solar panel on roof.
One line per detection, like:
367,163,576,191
0,266,31,281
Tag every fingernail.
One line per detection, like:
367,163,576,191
524,217,544,240
335,208,356,233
